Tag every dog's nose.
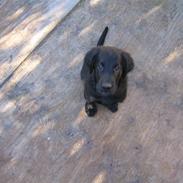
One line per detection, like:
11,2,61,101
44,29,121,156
102,82,112,89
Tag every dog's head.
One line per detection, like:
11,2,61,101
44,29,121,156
84,46,134,96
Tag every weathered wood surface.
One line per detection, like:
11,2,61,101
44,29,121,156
0,0,183,183
0,0,80,86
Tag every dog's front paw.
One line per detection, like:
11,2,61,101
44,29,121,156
107,103,118,113
85,102,97,117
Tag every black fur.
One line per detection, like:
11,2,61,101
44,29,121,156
97,26,109,46
81,27,134,117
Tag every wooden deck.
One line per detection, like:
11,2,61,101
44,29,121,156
0,0,183,183
0,0,80,87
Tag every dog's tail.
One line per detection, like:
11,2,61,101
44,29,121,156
97,26,109,46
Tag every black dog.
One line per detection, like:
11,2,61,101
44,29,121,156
81,27,134,117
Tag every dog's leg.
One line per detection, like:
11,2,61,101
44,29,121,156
106,103,118,113
84,88,97,117
85,102,97,117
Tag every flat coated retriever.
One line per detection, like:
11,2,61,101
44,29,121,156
81,27,134,117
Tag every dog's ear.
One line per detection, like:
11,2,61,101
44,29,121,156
81,47,100,80
120,51,134,78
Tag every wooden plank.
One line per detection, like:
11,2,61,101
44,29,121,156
0,0,80,86
0,0,183,182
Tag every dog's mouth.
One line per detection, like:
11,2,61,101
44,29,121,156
97,88,114,96
100,91,111,96
96,82,116,96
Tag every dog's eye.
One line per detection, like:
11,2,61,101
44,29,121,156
113,65,120,72
97,63,104,71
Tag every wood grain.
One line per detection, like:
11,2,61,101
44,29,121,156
0,0,80,86
0,0,183,183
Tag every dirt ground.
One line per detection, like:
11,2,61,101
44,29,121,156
0,0,183,183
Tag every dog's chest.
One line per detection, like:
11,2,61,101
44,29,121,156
93,94,119,105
